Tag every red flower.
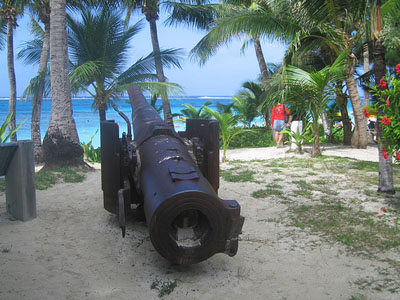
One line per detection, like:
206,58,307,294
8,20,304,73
376,124,380,130
381,207,387,212
396,64,400,75
382,147,389,160
382,116,391,125
363,108,370,118
395,151,400,161
387,98,390,107
380,78,387,89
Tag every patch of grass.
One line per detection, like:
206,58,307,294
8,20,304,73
151,279,177,298
271,168,283,174
288,203,400,254
312,179,328,185
291,189,313,198
35,169,57,190
35,167,85,190
292,180,310,190
266,183,283,189
0,179,5,192
220,168,256,182
54,167,85,183
252,189,283,198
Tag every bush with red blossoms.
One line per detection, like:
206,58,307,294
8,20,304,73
371,65,400,163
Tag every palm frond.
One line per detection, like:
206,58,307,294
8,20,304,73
17,39,43,65
164,2,218,30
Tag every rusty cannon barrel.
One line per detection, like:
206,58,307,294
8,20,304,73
100,84,244,265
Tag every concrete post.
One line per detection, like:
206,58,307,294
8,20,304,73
5,140,37,221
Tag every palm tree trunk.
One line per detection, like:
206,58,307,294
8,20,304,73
335,82,352,145
148,18,174,129
363,43,370,107
43,0,83,167
253,36,271,129
321,111,330,136
345,54,368,148
31,21,50,163
373,39,394,194
6,19,17,142
312,119,320,157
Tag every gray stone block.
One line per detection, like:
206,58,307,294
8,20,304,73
5,140,37,221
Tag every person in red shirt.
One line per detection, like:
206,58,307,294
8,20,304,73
271,102,291,147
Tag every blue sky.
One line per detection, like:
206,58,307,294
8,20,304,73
0,11,286,97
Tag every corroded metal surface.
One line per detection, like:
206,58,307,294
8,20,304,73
100,84,244,265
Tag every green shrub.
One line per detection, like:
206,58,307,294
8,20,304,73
226,128,275,148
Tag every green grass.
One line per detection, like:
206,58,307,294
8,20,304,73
220,168,256,182
288,204,400,254
252,188,283,198
35,167,85,190
0,179,5,193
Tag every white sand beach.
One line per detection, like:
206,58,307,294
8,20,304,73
1,144,399,300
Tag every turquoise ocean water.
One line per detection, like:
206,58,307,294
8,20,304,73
0,96,234,148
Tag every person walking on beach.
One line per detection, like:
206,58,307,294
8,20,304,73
271,102,291,147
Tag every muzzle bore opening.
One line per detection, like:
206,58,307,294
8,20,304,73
170,209,211,248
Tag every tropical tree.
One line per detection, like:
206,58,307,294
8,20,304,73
203,106,242,163
42,0,83,167
122,0,213,128
190,1,298,125
18,12,50,162
0,18,6,48
0,0,27,142
232,95,258,128
180,100,211,119
67,6,182,122
284,53,346,157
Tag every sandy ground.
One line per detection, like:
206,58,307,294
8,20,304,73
0,144,398,300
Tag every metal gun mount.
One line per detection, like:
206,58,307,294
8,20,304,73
100,85,244,265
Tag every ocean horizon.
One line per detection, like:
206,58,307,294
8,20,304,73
0,95,355,149
0,96,235,148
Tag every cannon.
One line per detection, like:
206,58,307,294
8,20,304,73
100,85,244,265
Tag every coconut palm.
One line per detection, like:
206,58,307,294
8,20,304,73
284,53,346,157
67,6,182,122
180,101,211,119
42,0,83,167
232,95,258,128
0,18,6,49
190,1,298,124
203,106,242,163
17,13,50,162
0,0,28,142
122,0,214,129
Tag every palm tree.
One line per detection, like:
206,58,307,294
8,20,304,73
67,6,182,122
190,1,298,125
17,12,50,162
0,18,6,49
0,0,27,142
203,106,242,163
180,101,211,119
232,95,258,128
284,53,346,157
42,0,83,167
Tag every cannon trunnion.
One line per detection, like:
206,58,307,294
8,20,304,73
100,85,244,265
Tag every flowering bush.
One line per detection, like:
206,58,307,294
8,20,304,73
371,65,400,163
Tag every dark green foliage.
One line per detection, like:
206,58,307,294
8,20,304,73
227,128,275,148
